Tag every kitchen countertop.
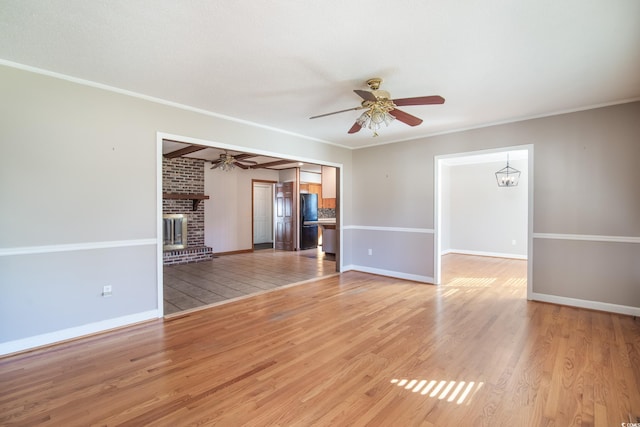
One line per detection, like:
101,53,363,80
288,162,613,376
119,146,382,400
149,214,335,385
304,218,336,228
305,219,337,253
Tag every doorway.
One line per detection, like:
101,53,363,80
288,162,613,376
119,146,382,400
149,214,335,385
157,133,344,316
434,145,533,299
252,180,276,250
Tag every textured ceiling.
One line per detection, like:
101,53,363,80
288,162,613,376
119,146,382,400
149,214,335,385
1,1,639,149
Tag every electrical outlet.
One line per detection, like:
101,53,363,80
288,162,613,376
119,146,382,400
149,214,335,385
102,285,113,297
368,249,373,256
512,239,517,246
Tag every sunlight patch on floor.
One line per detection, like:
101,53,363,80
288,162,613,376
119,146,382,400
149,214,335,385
503,277,527,287
444,277,497,288
390,378,484,405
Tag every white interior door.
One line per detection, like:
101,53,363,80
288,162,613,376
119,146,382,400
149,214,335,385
253,183,273,244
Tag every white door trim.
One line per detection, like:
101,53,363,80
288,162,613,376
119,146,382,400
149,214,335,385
156,132,344,316
434,144,534,300
253,181,275,245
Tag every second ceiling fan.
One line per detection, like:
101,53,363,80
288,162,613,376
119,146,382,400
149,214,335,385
210,151,258,171
310,78,445,136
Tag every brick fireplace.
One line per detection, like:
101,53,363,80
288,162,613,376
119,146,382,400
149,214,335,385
162,157,213,265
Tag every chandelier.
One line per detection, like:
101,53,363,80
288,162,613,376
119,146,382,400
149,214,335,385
356,100,396,137
495,154,521,187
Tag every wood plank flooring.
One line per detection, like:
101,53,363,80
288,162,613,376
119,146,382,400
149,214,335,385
164,247,336,315
1,254,639,426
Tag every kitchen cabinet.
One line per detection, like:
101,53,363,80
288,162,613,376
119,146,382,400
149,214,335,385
318,220,336,254
300,166,337,209
322,196,336,209
301,183,335,209
321,166,336,199
302,219,337,255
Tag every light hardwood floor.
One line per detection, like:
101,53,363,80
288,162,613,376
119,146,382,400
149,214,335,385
164,247,337,315
1,254,639,426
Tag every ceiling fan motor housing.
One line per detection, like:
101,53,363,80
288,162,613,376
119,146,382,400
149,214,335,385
366,78,383,90
366,78,390,100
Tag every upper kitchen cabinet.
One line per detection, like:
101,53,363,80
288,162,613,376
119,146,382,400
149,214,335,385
300,166,336,209
321,166,336,209
300,183,335,209
299,171,321,185
322,166,336,199
318,184,336,209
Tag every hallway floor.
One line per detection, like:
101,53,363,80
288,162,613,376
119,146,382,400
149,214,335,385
163,247,336,315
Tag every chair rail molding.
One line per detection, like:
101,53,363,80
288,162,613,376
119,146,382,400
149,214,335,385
532,233,640,244
0,238,158,257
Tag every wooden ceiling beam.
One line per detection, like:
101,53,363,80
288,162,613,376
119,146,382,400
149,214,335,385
254,159,297,169
163,142,290,169
164,144,208,158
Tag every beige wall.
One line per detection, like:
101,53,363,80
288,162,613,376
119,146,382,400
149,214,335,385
204,167,279,253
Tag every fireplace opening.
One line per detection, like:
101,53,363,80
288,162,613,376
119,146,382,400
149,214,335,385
163,214,187,251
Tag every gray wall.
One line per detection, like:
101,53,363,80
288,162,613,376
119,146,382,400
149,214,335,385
0,65,352,353
346,140,437,281
349,101,640,310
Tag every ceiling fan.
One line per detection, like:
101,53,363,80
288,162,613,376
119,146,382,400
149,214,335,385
310,78,445,136
210,151,258,170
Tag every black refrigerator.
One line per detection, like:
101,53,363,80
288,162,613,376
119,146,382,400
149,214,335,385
300,193,318,249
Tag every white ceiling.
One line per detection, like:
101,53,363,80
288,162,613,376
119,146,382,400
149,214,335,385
1,1,639,149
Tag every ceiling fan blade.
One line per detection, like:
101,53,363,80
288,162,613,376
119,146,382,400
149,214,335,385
354,89,377,102
233,153,256,162
389,109,423,127
310,106,364,119
234,161,250,169
348,122,362,134
210,162,221,170
392,95,445,106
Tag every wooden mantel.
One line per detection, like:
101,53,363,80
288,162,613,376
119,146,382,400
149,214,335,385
163,193,210,211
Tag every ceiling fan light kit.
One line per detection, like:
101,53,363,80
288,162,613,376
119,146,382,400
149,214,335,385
355,101,396,137
213,154,236,172
310,77,445,136
210,151,257,172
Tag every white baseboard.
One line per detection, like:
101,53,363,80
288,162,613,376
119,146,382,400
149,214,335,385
342,264,434,284
531,293,640,317
442,249,528,260
0,310,160,356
